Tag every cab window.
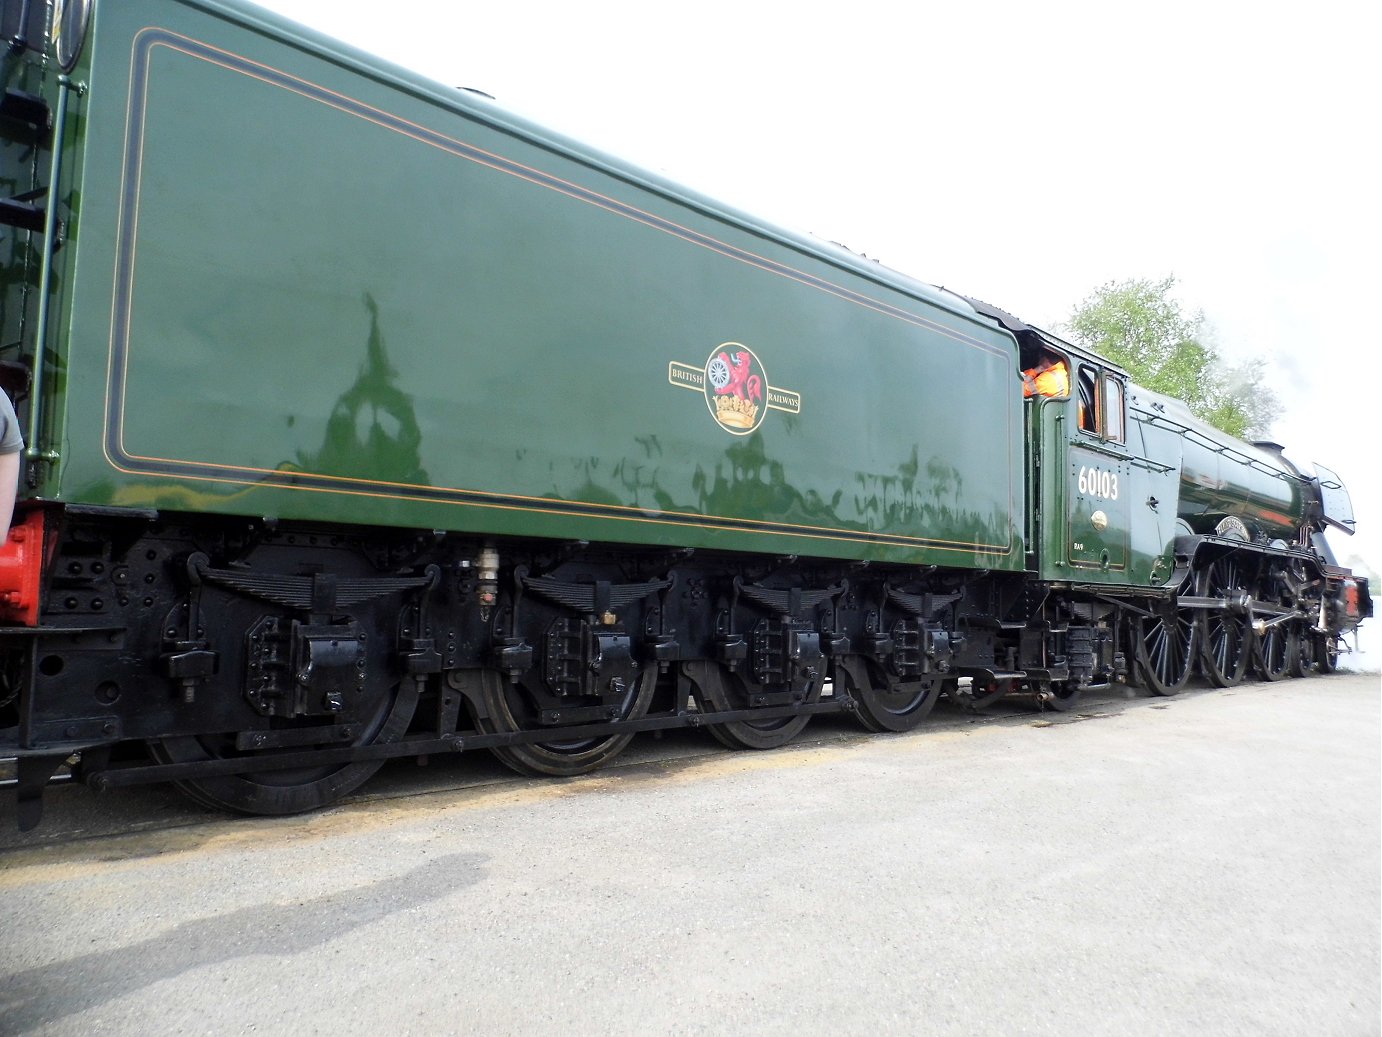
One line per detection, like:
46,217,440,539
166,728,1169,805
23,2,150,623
1077,365,1126,443
1077,366,1098,433
1102,377,1125,443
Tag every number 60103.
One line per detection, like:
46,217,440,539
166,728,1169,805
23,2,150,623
1077,465,1119,500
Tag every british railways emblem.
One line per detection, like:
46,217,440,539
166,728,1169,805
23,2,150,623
668,343,801,435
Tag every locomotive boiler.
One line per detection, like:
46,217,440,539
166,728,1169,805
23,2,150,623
0,0,1369,829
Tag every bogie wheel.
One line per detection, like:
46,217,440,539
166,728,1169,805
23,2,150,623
1038,680,1083,713
150,679,419,816
1315,633,1341,674
1197,557,1250,688
837,657,946,733
1136,608,1198,695
950,677,1012,712
1290,625,1320,678
476,667,656,777
1255,623,1295,682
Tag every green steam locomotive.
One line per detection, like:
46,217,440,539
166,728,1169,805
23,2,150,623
0,0,1369,828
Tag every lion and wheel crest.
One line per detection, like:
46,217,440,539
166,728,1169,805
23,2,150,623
705,347,765,430
667,342,799,435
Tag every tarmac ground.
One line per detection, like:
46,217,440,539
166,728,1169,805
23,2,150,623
2,671,1379,1035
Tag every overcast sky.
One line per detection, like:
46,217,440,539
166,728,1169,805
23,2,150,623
251,0,1377,594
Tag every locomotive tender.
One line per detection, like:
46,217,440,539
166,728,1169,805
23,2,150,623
0,0,1370,829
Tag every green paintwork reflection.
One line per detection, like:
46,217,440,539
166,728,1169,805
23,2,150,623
291,295,429,486
1177,433,1304,539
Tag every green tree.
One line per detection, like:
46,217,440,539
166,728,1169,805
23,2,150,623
1063,276,1276,439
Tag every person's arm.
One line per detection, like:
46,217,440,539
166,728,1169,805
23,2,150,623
0,449,19,544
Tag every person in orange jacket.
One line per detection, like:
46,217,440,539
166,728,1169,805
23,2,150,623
1022,354,1070,399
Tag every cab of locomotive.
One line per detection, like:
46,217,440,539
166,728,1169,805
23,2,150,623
1018,334,1175,588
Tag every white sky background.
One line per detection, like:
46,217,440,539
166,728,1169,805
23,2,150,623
254,0,1379,601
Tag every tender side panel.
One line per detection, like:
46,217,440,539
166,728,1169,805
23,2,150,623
53,4,1022,569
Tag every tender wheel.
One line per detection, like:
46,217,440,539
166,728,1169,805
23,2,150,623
475,667,656,777
709,711,811,750
1136,608,1197,695
150,679,419,816
684,661,820,750
1197,556,1250,688
1255,623,1295,681
838,658,946,733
